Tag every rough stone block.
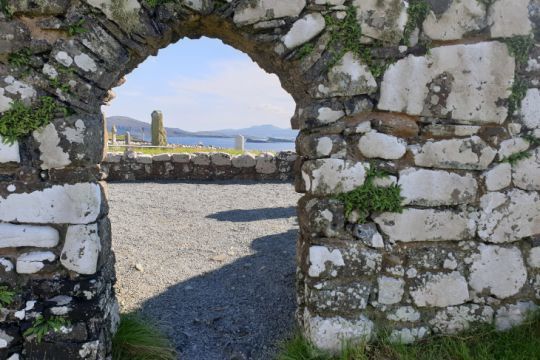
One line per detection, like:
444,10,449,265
495,301,538,331
377,276,405,305
255,153,277,174
308,244,382,279
483,163,512,191
304,310,373,353
283,13,325,49
488,0,533,38
411,137,496,170
307,281,371,312
374,209,475,243
0,224,59,248
152,154,171,162
410,272,469,307
0,183,102,224
513,148,540,191
521,88,540,129
211,152,232,166
0,138,20,163
422,0,486,41
379,42,515,124
478,190,540,243
353,0,408,44
302,159,366,195
16,251,56,274
61,224,101,275
233,0,306,24
429,305,494,333
358,131,407,160
399,168,478,206
469,244,527,299
232,154,256,168
171,153,191,163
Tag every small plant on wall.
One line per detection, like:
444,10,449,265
337,165,404,223
23,315,70,343
0,285,15,308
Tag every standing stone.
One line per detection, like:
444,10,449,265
125,132,131,145
235,135,245,151
151,110,167,146
111,125,117,145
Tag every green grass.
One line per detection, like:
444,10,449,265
108,146,266,156
112,313,176,360
278,314,540,360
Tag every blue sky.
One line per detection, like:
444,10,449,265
102,37,296,132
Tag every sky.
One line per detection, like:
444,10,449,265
102,37,296,132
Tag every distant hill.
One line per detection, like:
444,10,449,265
106,116,298,141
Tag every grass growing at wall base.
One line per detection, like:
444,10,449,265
112,313,176,360
278,313,540,360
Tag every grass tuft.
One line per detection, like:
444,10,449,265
279,313,540,360
112,313,176,360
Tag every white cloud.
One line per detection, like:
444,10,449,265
104,58,296,131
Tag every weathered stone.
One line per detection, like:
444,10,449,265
0,138,20,163
387,306,421,322
302,159,366,195
528,247,540,268
488,0,533,38
233,0,306,25
364,112,419,138
410,272,470,307
423,124,480,138
211,153,232,166
469,244,527,299
152,154,171,162
16,251,56,274
171,153,191,163
483,163,512,191
304,310,373,352
377,276,404,305
105,153,122,163
151,110,167,146
512,148,540,190
135,154,152,164
495,302,538,331
358,131,407,160
389,327,429,344
308,281,371,312
422,0,486,40
303,198,344,238
430,305,494,333
283,13,325,49
0,183,101,224
308,244,382,279
399,168,477,206
255,153,277,174
352,223,384,248
314,52,377,98
379,42,515,124
352,0,408,44
232,154,256,168
61,224,101,275
192,153,211,166
498,138,530,159
521,88,540,129
478,190,540,243
374,209,475,243
0,224,59,248
411,137,496,170
33,124,71,170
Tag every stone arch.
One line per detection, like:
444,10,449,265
0,0,539,358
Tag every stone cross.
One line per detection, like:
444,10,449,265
235,135,245,152
151,110,168,146
125,131,131,145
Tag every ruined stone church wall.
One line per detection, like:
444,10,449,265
0,0,538,358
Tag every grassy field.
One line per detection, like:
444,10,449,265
278,315,540,360
107,146,266,156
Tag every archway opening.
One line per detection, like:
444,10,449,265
102,37,300,359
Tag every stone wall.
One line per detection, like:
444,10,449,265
0,0,539,358
102,151,297,181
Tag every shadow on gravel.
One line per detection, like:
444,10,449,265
138,229,298,360
207,206,296,222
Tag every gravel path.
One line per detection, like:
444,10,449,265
108,181,301,360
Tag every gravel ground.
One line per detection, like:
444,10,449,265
108,181,301,360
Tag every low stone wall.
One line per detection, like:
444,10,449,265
102,150,298,182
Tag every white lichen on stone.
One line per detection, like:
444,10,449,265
430,305,494,333
0,224,59,248
378,276,405,305
358,131,407,160
234,0,306,25
302,159,366,195
283,13,325,49
410,272,469,307
374,209,475,243
61,224,101,275
379,42,515,124
0,183,102,224
0,137,20,163
308,246,345,278
520,88,540,129
478,190,540,243
422,0,485,41
495,302,538,330
469,244,527,299
488,0,532,38
399,168,477,206
483,163,512,191
16,251,56,274
33,124,71,170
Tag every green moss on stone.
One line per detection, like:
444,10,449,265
403,0,430,46
508,78,528,115
0,96,65,144
337,165,404,223
0,285,14,308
